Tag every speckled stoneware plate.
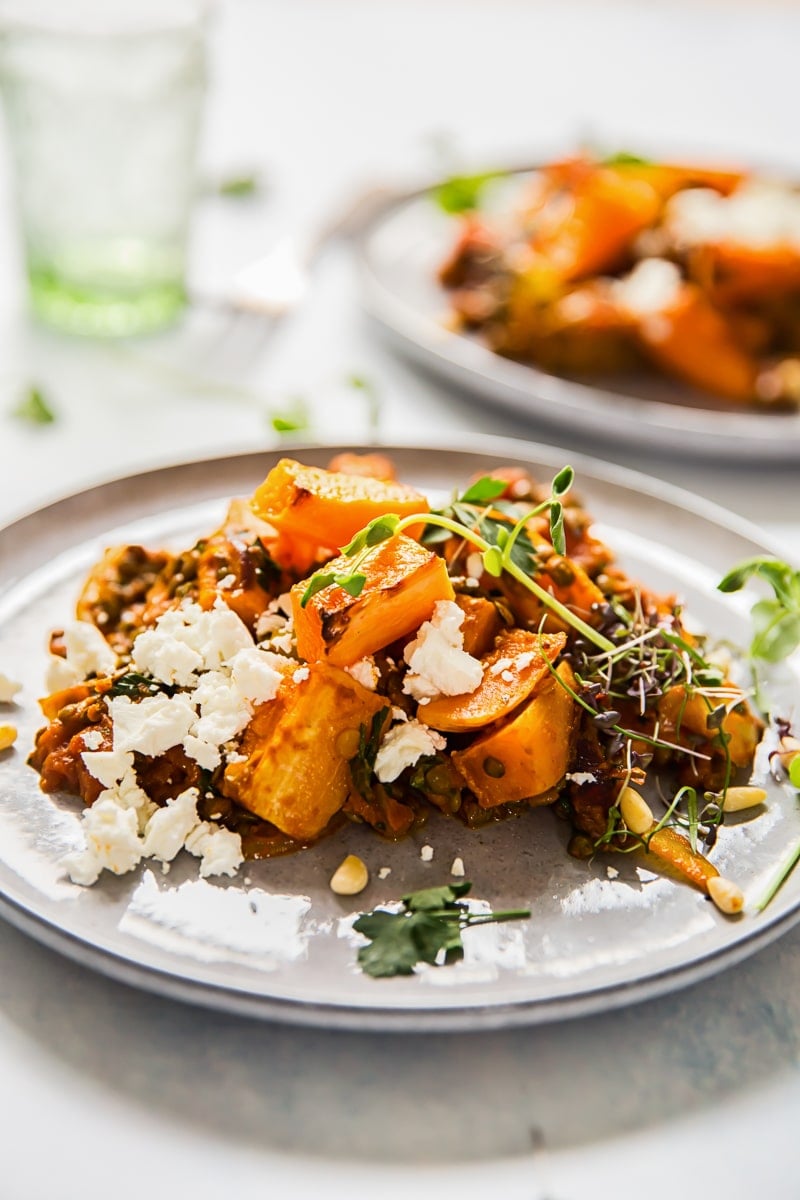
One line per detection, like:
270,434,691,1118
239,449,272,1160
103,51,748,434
356,177,800,461
1,438,799,1031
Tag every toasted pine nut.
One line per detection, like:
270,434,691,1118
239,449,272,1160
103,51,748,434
0,724,18,752
707,875,745,915
619,786,654,836
778,736,800,772
330,854,369,896
722,786,768,812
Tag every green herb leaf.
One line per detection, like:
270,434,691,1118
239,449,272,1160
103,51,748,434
433,170,507,214
549,501,566,555
551,465,575,498
300,573,337,606
353,882,529,978
601,151,653,167
108,672,167,699
12,385,56,425
217,172,260,197
482,546,504,577
459,476,509,505
333,571,367,599
718,556,800,664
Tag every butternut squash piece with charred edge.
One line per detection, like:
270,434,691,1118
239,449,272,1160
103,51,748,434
421,630,566,733
252,458,428,548
292,534,454,667
452,661,578,807
222,664,388,841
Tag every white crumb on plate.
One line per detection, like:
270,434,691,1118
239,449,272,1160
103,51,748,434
420,844,434,862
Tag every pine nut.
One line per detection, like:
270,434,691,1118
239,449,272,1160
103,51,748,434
722,786,768,812
778,736,800,772
330,854,369,896
707,875,744,915
619,786,654,835
0,724,17,752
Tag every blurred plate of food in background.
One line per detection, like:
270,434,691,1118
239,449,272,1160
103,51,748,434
356,153,800,459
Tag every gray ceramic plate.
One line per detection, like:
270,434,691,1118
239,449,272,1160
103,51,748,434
0,438,798,1031
356,178,800,461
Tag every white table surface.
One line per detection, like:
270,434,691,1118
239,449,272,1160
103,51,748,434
1,2,800,1197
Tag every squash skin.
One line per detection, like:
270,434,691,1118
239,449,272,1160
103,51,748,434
452,661,578,807
292,535,455,667
420,630,566,733
252,458,428,548
222,663,388,841
454,594,503,658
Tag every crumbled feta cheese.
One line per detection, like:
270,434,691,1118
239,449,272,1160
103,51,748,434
81,729,104,751
390,706,409,723
450,856,465,877
516,651,535,670
613,258,682,315
420,844,434,862
131,601,253,686
403,600,483,702
190,670,252,755
345,657,381,690
607,865,620,880
489,657,514,676
81,747,135,788
141,787,200,863
501,669,514,683
217,573,236,590
45,654,82,692
228,647,284,704
185,821,244,878
666,181,800,250
110,692,196,758
374,719,446,783
63,621,117,679
566,771,597,786
292,666,310,683
269,632,295,655
0,673,22,703
378,866,392,879
63,798,143,886
255,612,286,640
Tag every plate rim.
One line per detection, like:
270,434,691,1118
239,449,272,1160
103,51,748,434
354,172,800,461
0,434,797,1032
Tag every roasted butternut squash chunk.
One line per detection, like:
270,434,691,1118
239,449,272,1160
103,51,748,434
454,594,503,658
635,287,758,402
292,534,454,666
222,664,388,841
452,661,577,807
252,458,428,548
421,630,565,733
646,826,720,892
658,684,761,768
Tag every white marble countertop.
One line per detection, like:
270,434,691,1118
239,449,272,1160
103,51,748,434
1,2,800,1197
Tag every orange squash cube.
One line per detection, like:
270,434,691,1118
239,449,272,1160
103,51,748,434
251,458,428,549
292,534,454,666
222,663,388,841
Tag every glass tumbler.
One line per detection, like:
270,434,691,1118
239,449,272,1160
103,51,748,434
0,1,206,337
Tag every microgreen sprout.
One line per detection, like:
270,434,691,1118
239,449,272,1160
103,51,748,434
298,467,615,653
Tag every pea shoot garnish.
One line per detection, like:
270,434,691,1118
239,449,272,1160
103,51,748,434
353,882,530,978
299,465,615,653
718,557,800,664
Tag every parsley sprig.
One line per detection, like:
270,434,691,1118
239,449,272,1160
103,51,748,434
433,169,508,214
352,882,530,977
299,467,616,653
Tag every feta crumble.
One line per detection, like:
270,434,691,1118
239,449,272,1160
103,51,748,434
185,822,244,878
450,856,465,877
613,258,682,316
374,719,446,783
141,787,200,863
420,844,434,862
63,621,118,679
403,600,483,702
63,799,143,886
345,656,381,690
